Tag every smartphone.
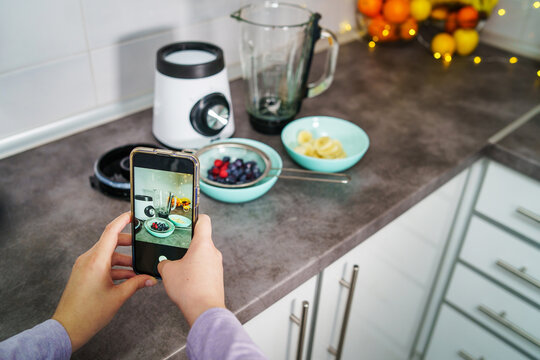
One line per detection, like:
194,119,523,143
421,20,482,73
130,147,200,278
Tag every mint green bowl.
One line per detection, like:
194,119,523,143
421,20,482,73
198,138,282,204
281,116,370,173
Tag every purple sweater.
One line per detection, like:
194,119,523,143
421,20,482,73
0,308,267,359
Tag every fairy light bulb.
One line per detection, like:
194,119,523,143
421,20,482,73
434,52,441,59
533,1,540,8
444,54,452,62
382,29,390,36
509,56,518,64
474,56,482,64
537,70,540,77
498,8,506,16
409,29,416,36
368,41,376,48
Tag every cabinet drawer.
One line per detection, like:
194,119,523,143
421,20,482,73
475,161,540,244
460,216,540,304
426,305,528,360
446,264,540,357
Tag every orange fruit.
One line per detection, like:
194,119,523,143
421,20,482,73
400,17,418,40
431,32,456,55
368,16,398,41
457,6,479,29
445,12,459,33
383,0,410,24
358,0,383,18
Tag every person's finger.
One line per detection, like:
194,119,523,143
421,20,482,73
189,214,213,250
111,252,132,267
111,268,137,280
117,233,132,246
116,275,157,300
96,212,131,259
157,259,171,277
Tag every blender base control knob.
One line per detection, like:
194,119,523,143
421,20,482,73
190,93,230,136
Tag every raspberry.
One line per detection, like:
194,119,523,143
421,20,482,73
214,159,223,167
219,169,228,178
211,167,220,175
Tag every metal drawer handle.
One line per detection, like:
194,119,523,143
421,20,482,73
290,300,309,360
496,259,540,289
477,305,540,348
328,264,359,360
516,207,540,224
458,350,485,360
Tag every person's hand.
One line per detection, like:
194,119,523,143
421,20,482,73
158,214,225,326
52,212,157,352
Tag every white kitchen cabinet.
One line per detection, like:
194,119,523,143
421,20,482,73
419,160,540,359
244,275,317,360
310,171,468,359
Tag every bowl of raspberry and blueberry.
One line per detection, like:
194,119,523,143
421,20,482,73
196,139,282,203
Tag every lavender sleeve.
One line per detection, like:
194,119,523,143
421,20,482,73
186,308,267,360
0,319,71,360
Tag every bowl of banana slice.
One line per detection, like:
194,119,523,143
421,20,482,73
281,116,370,173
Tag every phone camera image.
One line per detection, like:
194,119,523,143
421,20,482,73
133,167,194,249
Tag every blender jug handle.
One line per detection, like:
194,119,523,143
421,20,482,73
307,28,339,98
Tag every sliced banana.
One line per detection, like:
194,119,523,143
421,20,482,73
297,130,313,145
293,130,347,159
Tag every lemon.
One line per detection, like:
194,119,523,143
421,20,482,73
431,33,456,56
410,0,431,21
297,130,313,144
454,29,479,56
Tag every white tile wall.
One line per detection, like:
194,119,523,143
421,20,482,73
0,0,87,73
0,55,95,138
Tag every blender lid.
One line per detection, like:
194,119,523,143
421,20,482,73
90,143,159,200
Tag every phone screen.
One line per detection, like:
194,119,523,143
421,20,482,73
131,150,199,277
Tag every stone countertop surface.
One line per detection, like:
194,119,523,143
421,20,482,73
487,109,540,181
0,40,539,359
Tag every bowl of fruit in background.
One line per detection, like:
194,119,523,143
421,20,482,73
281,116,370,173
196,138,283,203
356,0,496,58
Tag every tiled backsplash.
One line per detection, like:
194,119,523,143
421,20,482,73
0,0,537,159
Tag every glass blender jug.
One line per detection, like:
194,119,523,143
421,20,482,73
231,2,339,134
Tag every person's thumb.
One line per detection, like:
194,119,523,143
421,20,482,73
117,275,157,301
157,259,171,278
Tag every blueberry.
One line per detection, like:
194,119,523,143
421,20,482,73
240,174,247,182
245,168,252,175
223,156,230,163
234,159,243,167
229,164,237,171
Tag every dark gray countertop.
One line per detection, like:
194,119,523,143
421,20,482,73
1,40,539,360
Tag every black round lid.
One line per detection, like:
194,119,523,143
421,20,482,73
134,195,152,201
90,143,159,200
156,42,225,79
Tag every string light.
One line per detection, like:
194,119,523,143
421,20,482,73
444,54,452,62
368,41,376,48
509,56,518,64
533,1,540,8
433,52,441,59
498,8,506,16
409,29,416,36
372,36,379,42
382,29,390,36
537,70,540,77
339,21,352,33
474,56,482,64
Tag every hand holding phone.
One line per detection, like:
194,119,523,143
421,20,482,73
130,148,200,277
158,214,226,326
